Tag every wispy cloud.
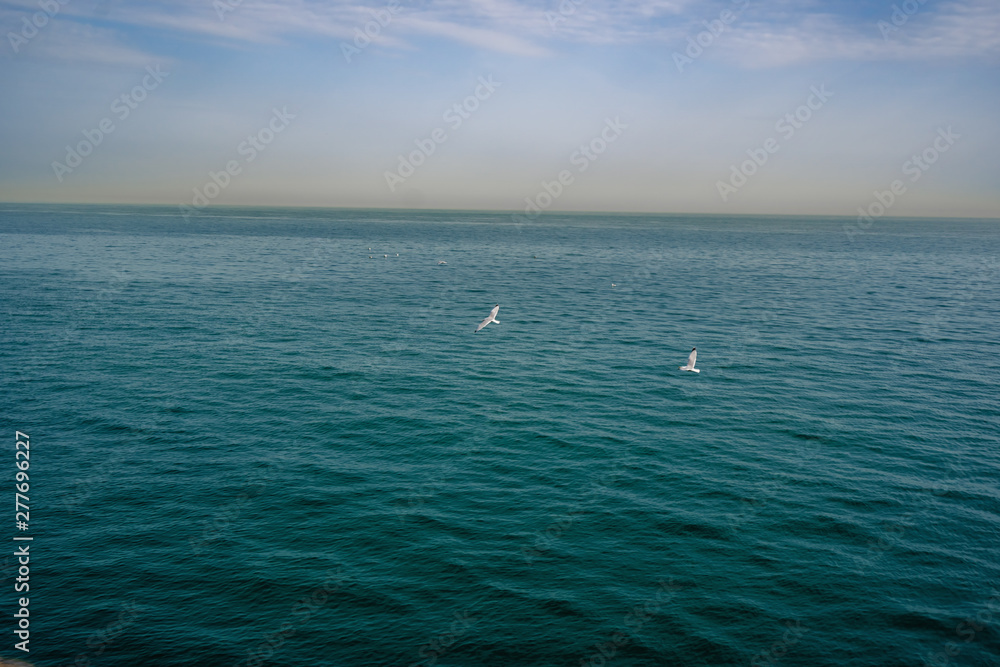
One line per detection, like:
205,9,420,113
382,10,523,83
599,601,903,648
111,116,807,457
0,14,162,66
6,0,998,65
715,0,1000,68
400,16,550,56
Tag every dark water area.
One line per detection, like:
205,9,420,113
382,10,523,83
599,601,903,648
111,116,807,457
1,204,998,666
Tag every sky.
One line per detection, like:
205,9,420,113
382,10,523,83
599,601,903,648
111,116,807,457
1,0,998,217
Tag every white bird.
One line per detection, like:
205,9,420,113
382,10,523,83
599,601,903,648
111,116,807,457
475,304,500,333
679,347,699,373
438,261,447,265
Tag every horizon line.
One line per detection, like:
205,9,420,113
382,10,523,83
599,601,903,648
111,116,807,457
1,201,998,223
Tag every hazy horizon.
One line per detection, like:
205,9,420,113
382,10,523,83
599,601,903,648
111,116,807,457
2,0,998,219
4,202,999,226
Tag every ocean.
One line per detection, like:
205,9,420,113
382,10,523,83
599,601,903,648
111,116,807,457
1,205,998,666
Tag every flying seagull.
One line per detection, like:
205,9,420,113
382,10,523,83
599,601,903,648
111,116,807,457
475,304,500,333
679,347,699,373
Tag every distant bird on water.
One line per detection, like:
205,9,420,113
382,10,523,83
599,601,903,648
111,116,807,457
679,347,699,373
475,304,500,333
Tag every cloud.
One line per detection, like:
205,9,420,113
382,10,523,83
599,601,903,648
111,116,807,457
686,0,1000,68
5,0,1000,65
1,17,162,66
399,16,550,57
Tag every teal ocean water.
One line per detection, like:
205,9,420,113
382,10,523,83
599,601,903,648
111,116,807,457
1,205,998,666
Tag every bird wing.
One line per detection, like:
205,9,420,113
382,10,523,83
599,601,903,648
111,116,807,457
687,349,697,367
475,305,500,332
